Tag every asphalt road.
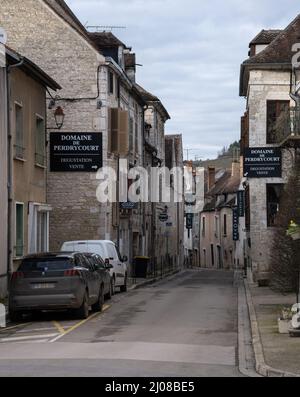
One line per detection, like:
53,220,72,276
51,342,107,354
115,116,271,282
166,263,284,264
0,270,246,377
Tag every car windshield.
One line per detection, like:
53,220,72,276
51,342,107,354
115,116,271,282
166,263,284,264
19,258,74,272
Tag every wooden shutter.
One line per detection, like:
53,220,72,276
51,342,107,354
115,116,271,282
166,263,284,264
118,110,129,156
110,108,119,153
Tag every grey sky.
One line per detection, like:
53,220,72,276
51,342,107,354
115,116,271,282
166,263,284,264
66,0,299,159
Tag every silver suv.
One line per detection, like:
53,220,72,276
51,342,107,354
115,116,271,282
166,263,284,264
9,252,112,322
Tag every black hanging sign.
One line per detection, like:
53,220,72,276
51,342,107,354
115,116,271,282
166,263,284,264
50,132,103,172
232,207,239,241
243,147,282,178
237,190,245,217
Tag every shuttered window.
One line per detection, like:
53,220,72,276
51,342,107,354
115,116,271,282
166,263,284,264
15,103,24,159
35,115,45,166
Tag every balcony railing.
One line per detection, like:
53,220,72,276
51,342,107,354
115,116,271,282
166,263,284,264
269,107,300,146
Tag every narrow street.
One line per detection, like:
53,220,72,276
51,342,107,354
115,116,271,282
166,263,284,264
0,270,246,377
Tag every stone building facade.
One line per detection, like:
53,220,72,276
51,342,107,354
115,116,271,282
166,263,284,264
200,164,241,269
0,45,60,298
239,17,300,283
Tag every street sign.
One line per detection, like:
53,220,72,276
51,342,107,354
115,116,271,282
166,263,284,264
232,207,239,241
243,147,282,178
120,202,138,210
50,132,103,172
237,190,245,217
159,213,169,222
186,213,194,230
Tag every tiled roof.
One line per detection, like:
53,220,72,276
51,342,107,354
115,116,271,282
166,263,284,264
244,15,300,65
89,32,127,49
240,14,300,95
250,29,282,45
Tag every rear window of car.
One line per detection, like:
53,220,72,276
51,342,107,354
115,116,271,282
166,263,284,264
19,258,74,271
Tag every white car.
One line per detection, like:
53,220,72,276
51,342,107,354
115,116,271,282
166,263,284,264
61,240,128,294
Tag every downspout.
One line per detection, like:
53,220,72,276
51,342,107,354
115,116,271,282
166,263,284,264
6,57,24,283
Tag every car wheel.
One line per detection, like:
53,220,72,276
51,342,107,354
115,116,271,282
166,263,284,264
92,286,104,313
120,275,127,293
111,277,116,296
106,282,112,300
76,292,89,319
9,310,23,323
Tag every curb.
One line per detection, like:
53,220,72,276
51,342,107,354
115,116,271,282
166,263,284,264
244,279,300,378
129,269,182,291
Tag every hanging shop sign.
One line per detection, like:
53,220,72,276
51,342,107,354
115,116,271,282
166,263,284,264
186,213,194,230
237,190,245,217
243,147,282,178
50,132,103,172
232,207,239,241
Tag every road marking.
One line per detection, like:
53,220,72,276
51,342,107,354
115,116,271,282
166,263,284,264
0,323,31,333
0,333,59,343
49,304,111,343
16,327,58,334
52,321,66,335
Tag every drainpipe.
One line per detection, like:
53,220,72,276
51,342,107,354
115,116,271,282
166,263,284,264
6,57,24,283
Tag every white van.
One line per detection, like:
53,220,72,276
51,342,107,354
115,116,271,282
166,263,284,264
61,241,128,293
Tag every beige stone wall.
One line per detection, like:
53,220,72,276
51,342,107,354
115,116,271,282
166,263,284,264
0,67,8,298
247,69,294,280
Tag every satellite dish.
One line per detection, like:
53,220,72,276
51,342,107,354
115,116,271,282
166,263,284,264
0,28,7,45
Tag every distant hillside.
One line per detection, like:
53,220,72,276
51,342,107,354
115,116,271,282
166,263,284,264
194,141,239,170
194,156,233,170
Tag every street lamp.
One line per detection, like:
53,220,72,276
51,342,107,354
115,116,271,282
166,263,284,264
54,106,65,129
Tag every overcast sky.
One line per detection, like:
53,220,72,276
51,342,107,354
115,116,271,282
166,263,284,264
66,0,299,160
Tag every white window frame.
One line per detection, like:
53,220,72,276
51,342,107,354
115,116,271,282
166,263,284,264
28,203,51,254
15,202,24,259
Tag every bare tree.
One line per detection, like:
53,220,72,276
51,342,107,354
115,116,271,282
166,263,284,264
270,156,300,302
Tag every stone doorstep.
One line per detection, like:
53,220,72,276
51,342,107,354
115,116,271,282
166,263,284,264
244,280,300,378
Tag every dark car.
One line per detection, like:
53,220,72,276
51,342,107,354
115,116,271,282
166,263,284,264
9,252,113,322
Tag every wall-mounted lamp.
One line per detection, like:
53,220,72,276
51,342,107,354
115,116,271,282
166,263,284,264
54,106,65,129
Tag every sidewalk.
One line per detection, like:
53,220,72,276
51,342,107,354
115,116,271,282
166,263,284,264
128,268,181,291
246,281,300,377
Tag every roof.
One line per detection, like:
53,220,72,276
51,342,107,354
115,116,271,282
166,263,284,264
135,83,171,121
250,29,282,45
6,47,61,91
89,32,127,49
202,169,240,212
240,15,300,96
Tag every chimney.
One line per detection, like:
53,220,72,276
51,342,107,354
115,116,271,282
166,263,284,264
231,160,240,178
208,167,215,190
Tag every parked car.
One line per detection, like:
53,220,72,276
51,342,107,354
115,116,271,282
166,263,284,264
9,252,112,322
61,241,128,294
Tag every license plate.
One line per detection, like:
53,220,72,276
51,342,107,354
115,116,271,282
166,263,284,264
32,283,56,290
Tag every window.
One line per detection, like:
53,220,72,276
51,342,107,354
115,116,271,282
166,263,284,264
36,211,48,252
129,117,134,152
108,71,114,95
267,101,290,144
15,203,24,257
202,217,206,237
35,115,46,166
223,214,227,236
211,244,215,267
267,184,284,227
135,120,139,154
15,103,24,159
203,249,207,268
214,216,219,237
